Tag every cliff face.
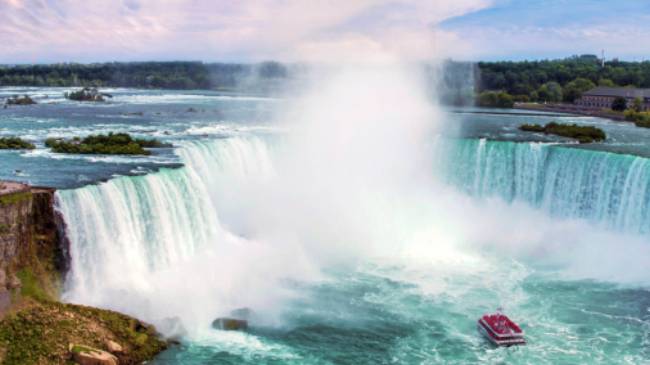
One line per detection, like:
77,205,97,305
0,181,168,364
0,182,66,313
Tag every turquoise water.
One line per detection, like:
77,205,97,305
438,139,650,234
2,87,649,364
151,266,650,364
57,137,650,365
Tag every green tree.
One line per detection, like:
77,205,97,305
477,91,514,108
632,97,644,112
598,78,616,87
611,97,627,111
563,77,596,102
537,81,563,102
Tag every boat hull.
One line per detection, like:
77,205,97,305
477,320,526,347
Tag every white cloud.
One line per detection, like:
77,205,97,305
0,0,493,63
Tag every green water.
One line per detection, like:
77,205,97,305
151,259,650,364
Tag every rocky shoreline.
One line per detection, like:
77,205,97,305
0,181,168,364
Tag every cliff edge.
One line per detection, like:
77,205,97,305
0,181,167,364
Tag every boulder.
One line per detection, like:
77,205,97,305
211,317,248,331
69,344,118,365
105,340,124,354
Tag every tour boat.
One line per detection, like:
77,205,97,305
477,310,526,346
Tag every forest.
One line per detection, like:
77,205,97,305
476,55,650,106
2,56,650,107
0,61,289,90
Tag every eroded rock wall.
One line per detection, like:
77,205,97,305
0,183,66,312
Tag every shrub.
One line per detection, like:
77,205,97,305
0,137,35,149
477,91,515,108
519,122,606,143
519,124,545,132
46,132,171,155
624,109,650,128
64,87,111,102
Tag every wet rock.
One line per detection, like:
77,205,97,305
69,344,118,365
5,95,36,106
65,87,111,102
212,317,248,331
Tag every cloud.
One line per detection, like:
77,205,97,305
0,0,492,63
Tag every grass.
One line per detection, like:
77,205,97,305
70,344,96,355
0,291,166,365
16,269,51,303
0,192,31,207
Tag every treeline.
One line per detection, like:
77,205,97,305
0,61,289,90
476,55,650,106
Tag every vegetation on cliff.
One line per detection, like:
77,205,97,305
45,133,171,155
519,122,606,143
0,137,35,150
4,95,36,106
0,275,167,364
0,187,167,364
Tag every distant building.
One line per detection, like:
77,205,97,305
575,87,650,110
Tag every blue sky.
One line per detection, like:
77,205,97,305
1,0,649,63
441,0,650,61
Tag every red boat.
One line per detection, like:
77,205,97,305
477,310,526,346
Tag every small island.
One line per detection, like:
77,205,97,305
0,137,35,150
45,133,172,155
64,87,112,102
4,95,36,106
519,122,606,143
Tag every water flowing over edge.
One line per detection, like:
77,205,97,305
436,138,650,234
54,136,650,337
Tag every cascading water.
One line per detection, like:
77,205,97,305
57,136,292,333
437,138,650,234
58,135,650,321
52,68,650,364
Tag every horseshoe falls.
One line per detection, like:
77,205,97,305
438,139,650,234
55,134,650,364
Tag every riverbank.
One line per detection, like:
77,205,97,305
514,102,626,121
0,181,168,364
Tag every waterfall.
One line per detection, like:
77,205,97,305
56,136,280,329
436,139,650,234
55,134,650,330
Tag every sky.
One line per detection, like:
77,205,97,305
1,0,649,63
